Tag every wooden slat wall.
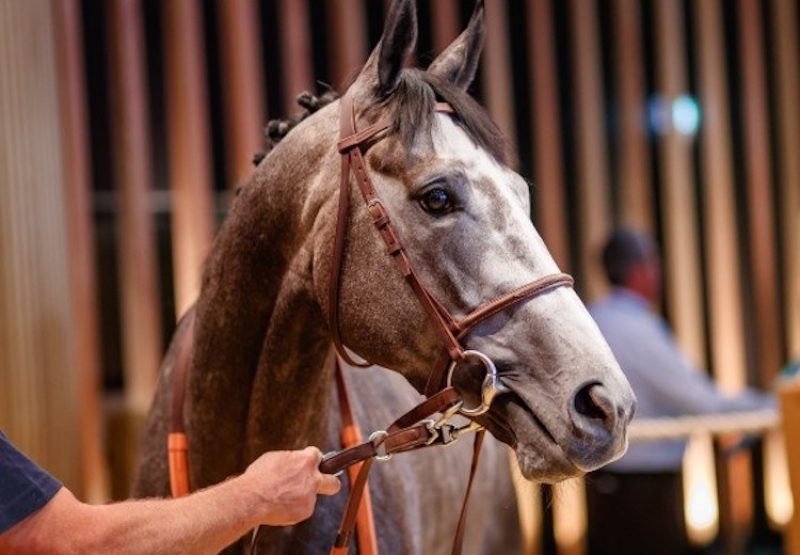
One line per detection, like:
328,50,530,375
107,0,162,414
652,2,742,549
771,0,800,363
765,13,798,535
736,5,786,546
217,0,266,188
163,0,215,317
528,0,569,270
738,0,783,386
429,0,460,54
612,0,653,232
0,0,81,491
326,0,367,89
694,4,753,548
25,0,796,541
481,1,515,145
653,0,704,366
569,0,611,302
52,0,110,502
279,0,314,115
694,0,746,394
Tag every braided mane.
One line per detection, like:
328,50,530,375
252,90,339,166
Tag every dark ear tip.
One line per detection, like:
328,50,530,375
375,0,418,95
389,0,416,20
473,0,485,20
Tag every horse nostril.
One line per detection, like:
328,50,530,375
573,383,613,424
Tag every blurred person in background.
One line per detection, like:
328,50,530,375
0,430,339,554
585,228,774,555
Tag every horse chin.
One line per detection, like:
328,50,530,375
480,394,584,483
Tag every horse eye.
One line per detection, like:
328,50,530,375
420,187,452,214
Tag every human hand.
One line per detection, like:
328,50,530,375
243,447,341,526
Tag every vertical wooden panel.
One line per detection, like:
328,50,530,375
779,381,800,555
430,0,460,54
737,0,782,384
653,1,728,548
326,0,367,89
107,0,162,413
652,0,704,364
279,0,313,113
481,1,515,145
569,0,611,301
217,0,266,187
694,0,747,393
528,0,569,270
612,0,653,232
510,457,542,555
693,3,755,545
163,0,215,317
0,0,81,490
771,0,800,360
553,478,587,555
738,5,786,543
52,0,110,502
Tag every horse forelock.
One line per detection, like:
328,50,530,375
373,69,512,168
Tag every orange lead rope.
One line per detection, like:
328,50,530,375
333,361,379,555
168,314,194,498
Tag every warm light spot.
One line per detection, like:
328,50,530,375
509,454,542,554
553,477,587,555
764,431,794,527
683,434,719,545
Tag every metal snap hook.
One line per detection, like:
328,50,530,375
368,430,392,461
447,350,510,417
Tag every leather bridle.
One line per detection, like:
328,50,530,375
320,91,574,555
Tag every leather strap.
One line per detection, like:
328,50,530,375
319,386,461,475
328,93,466,369
455,273,575,335
168,313,195,497
451,430,485,555
335,362,378,555
423,273,575,396
328,382,464,554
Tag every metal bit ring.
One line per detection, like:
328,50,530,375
447,350,509,417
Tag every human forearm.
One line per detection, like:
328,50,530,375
82,474,263,555
0,447,339,555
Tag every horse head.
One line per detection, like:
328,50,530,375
277,0,636,483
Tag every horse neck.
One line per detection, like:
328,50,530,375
188,113,340,485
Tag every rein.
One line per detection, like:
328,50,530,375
165,91,574,554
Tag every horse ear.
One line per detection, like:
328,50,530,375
357,0,417,97
427,0,485,89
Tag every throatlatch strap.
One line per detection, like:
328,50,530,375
335,362,379,555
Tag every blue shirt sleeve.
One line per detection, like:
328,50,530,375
0,430,62,534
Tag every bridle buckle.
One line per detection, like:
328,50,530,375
423,418,483,447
